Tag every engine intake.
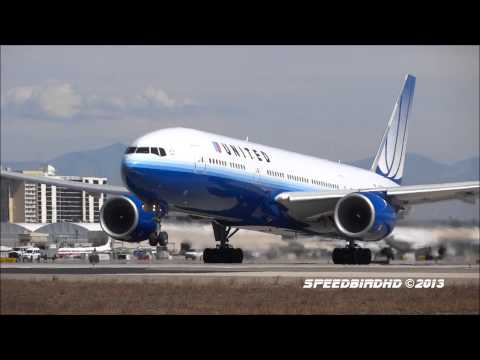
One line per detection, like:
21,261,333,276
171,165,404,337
334,192,396,241
100,195,157,242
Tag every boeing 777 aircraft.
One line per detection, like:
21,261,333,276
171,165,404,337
2,74,479,264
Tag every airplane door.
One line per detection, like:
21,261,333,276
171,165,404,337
191,145,206,173
254,166,263,184
195,155,206,173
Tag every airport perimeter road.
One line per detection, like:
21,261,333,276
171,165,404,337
1,263,479,284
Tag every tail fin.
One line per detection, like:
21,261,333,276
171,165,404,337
370,74,416,184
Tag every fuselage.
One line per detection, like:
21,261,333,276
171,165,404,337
121,127,398,236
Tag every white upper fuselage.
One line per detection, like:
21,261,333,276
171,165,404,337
125,127,398,192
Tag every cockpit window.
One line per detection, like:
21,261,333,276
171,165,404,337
126,146,167,156
136,147,149,154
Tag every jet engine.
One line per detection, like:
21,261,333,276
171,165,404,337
100,195,157,242
333,192,396,241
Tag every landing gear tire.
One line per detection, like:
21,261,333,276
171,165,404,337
332,247,371,265
203,247,243,264
149,237,157,247
158,231,168,246
203,222,244,264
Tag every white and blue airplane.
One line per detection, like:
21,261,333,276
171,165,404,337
2,74,478,264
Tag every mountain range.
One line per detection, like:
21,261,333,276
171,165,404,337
3,143,127,185
349,153,479,186
3,144,479,221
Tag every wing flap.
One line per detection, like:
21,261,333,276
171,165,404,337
1,170,130,196
386,181,479,206
275,190,347,221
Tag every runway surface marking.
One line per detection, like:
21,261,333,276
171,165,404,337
1,263,478,283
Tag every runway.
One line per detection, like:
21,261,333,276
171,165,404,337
1,262,478,283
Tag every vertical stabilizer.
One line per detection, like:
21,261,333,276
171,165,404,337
371,74,416,184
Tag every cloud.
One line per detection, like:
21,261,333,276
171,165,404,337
108,86,194,110
137,87,177,108
84,87,198,119
5,82,82,118
3,82,196,120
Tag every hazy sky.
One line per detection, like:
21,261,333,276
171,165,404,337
1,46,478,163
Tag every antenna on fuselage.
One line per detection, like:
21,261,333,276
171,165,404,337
245,136,249,142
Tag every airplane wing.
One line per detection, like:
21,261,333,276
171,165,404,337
1,169,192,218
0,169,130,196
275,181,480,222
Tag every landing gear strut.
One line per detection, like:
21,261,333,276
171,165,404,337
332,240,371,265
203,223,243,263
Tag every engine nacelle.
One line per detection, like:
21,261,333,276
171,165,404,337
100,195,157,242
334,192,396,241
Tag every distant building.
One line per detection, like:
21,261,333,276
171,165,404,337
1,165,107,223
0,222,108,248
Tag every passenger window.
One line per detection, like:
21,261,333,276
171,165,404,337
136,147,149,154
125,147,136,154
159,148,167,156
151,147,159,155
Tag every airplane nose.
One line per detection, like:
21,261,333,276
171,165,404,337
121,155,150,192
121,156,133,186
121,154,163,202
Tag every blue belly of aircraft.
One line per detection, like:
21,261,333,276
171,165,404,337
122,159,314,231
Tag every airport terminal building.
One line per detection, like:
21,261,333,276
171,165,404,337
1,165,107,224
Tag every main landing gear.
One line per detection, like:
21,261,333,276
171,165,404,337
332,240,371,265
203,223,243,263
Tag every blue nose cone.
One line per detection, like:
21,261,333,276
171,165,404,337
121,156,158,200
121,156,143,193
121,157,131,187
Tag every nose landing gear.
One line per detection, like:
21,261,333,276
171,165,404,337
149,231,168,247
148,205,169,247
332,240,371,265
203,223,243,263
